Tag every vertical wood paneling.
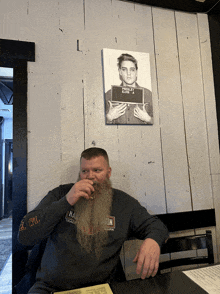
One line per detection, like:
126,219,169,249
59,0,85,184
83,0,119,154
175,11,213,211
83,0,166,214
152,7,192,213
212,174,220,261
197,13,220,176
0,0,28,40
196,15,219,261
132,4,160,126
111,0,137,47
26,0,63,210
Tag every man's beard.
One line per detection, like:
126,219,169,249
74,177,113,258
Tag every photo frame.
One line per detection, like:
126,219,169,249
102,48,153,125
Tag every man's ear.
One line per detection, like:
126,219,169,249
108,167,112,178
118,70,122,82
76,172,81,182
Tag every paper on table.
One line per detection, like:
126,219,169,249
54,283,113,294
183,264,220,294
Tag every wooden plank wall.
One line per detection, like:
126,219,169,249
152,8,192,213
75,0,219,278
83,1,167,214
1,0,219,280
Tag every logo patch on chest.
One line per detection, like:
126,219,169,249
106,216,115,231
65,210,76,224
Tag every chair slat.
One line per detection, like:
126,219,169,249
159,230,214,272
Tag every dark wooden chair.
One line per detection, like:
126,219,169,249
159,230,214,272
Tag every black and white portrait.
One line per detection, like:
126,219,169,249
102,48,153,125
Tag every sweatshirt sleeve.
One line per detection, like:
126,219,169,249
129,199,169,248
18,184,73,246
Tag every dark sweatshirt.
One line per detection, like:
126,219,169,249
18,184,169,291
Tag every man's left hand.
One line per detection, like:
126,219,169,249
133,238,160,279
134,104,152,123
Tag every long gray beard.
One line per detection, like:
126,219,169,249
74,178,113,258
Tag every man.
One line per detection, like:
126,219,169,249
18,147,169,294
105,53,153,124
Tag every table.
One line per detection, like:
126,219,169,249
110,271,208,294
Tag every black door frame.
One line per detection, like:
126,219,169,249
0,38,35,286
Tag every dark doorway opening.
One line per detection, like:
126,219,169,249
0,38,35,287
0,67,13,219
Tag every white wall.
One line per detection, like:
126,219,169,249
1,0,220,276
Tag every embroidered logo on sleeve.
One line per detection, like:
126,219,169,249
19,220,26,231
28,216,40,227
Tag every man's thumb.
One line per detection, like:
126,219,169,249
133,252,139,263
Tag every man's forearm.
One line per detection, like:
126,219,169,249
18,196,71,246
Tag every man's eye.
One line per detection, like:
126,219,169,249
81,170,87,174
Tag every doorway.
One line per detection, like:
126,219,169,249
0,38,35,287
0,67,13,219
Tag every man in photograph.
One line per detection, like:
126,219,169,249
105,53,153,125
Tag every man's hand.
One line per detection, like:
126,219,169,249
106,101,127,122
134,104,152,123
66,179,94,206
133,238,160,279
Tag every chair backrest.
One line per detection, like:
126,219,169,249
13,238,48,294
159,230,214,272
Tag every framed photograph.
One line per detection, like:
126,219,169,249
102,48,153,125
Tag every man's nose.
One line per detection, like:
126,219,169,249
87,170,95,179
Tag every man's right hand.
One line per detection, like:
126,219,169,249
106,101,127,122
66,179,95,206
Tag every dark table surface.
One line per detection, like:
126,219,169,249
110,271,208,294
